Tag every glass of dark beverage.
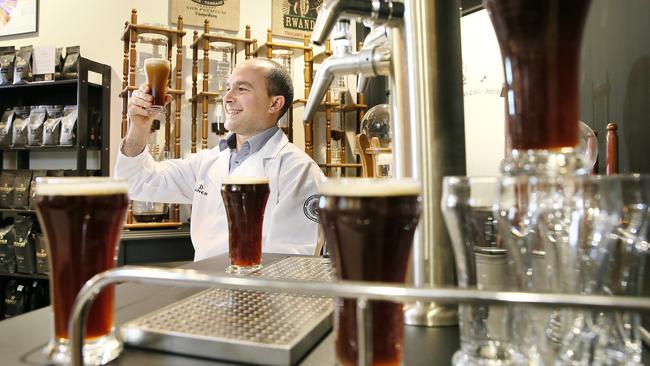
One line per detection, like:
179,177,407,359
34,177,129,365
144,58,171,114
221,176,270,274
484,0,592,175
318,178,421,366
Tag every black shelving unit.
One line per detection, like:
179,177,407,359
0,57,111,176
0,57,111,288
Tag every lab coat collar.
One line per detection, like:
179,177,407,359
206,129,288,187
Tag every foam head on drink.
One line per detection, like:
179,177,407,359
35,178,129,341
318,178,421,366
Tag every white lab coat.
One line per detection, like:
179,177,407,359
115,129,324,261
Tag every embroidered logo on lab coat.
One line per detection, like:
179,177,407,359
194,184,208,196
303,194,320,223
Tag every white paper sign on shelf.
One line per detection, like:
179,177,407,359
32,46,56,75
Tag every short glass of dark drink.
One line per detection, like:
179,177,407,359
318,178,422,366
144,57,170,115
34,177,129,365
221,176,270,274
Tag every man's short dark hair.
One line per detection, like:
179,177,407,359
258,59,294,119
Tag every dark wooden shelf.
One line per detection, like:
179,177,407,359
0,145,101,152
0,79,103,91
0,208,35,213
0,272,49,280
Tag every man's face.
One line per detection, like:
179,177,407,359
223,61,276,137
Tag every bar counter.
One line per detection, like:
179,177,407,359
1,253,648,365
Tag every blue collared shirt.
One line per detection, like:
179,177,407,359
218,126,279,173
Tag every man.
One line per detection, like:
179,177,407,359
115,58,324,261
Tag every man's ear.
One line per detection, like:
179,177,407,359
269,95,285,114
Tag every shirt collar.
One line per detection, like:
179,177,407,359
219,126,279,153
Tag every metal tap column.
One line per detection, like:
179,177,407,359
402,0,466,326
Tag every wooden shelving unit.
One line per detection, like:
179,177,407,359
120,8,185,226
252,29,313,148
189,21,255,152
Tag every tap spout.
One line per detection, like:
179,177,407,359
356,26,389,93
312,0,404,46
303,46,390,122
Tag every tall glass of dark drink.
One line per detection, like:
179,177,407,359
318,178,421,366
484,0,592,174
221,176,270,274
144,58,170,114
34,177,128,365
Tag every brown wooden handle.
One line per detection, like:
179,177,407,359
606,122,618,175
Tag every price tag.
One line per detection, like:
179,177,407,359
32,46,56,75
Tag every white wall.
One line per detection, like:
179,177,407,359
0,0,332,173
460,10,505,177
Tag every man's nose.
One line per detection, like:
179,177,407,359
223,88,234,102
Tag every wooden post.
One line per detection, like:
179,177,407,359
191,31,198,153
303,34,313,157
245,25,251,59
121,21,129,138
202,20,210,149
606,122,618,175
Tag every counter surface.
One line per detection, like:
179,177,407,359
0,253,646,366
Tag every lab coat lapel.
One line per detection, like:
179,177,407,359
207,147,231,188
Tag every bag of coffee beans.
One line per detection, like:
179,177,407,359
61,46,80,80
43,105,64,146
29,170,47,210
13,170,32,210
3,279,29,319
0,108,14,147
13,214,35,274
0,46,15,86
29,280,49,310
0,170,16,209
27,106,47,146
11,106,30,147
0,220,16,274
13,45,33,85
34,231,48,274
59,105,78,146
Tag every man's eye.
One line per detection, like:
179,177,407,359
239,87,247,92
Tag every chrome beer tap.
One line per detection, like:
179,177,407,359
306,0,466,327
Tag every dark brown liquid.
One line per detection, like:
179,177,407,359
320,195,421,366
485,0,591,150
35,193,128,339
145,60,170,107
221,183,270,267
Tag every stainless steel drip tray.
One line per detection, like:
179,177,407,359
121,257,335,366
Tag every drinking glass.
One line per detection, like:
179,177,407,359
221,176,270,274
136,32,170,114
497,174,650,365
442,176,522,366
35,177,129,365
318,178,421,366
484,0,593,176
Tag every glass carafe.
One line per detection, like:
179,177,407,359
132,121,168,222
